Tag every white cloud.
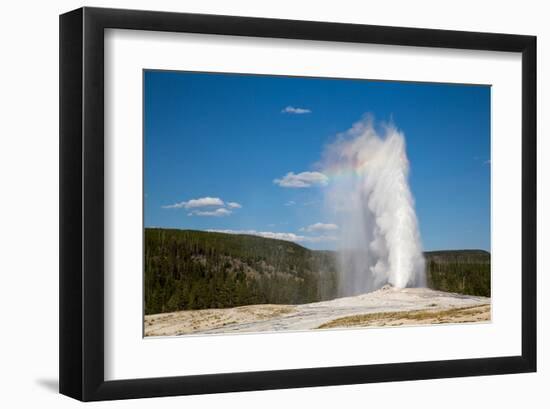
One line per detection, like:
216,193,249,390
163,196,224,209
301,235,339,243
163,197,243,216
206,229,338,243
281,106,311,114
300,222,339,233
162,202,187,209
284,200,296,206
189,208,232,217
274,171,328,188
208,229,304,242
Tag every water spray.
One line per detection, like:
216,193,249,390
323,116,425,296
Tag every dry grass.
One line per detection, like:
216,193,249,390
234,305,294,319
144,304,296,336
317,304,490,329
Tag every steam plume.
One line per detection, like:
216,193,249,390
322,116,425,296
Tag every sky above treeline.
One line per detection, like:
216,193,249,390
144,70,490,251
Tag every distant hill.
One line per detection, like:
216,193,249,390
145,228,490,314
144,228,338,314
424,250,490,298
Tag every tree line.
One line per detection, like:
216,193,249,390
144,229,491,315
425,250,491,297
144,228,338,314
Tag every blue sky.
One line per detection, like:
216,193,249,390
144,70,490,251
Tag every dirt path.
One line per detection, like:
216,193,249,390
144,286,490,337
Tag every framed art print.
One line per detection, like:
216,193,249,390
60,7,536,401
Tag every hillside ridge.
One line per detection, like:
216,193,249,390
144,228,490,314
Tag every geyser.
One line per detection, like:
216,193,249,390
323,116,425,296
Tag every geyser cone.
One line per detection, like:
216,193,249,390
323,116,425,296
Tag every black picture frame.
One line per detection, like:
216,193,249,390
59,6,537,402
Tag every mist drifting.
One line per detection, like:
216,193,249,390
322,116,425,296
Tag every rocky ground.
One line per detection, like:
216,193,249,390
144,286,491,337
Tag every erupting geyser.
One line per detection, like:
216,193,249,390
323,116,425,296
